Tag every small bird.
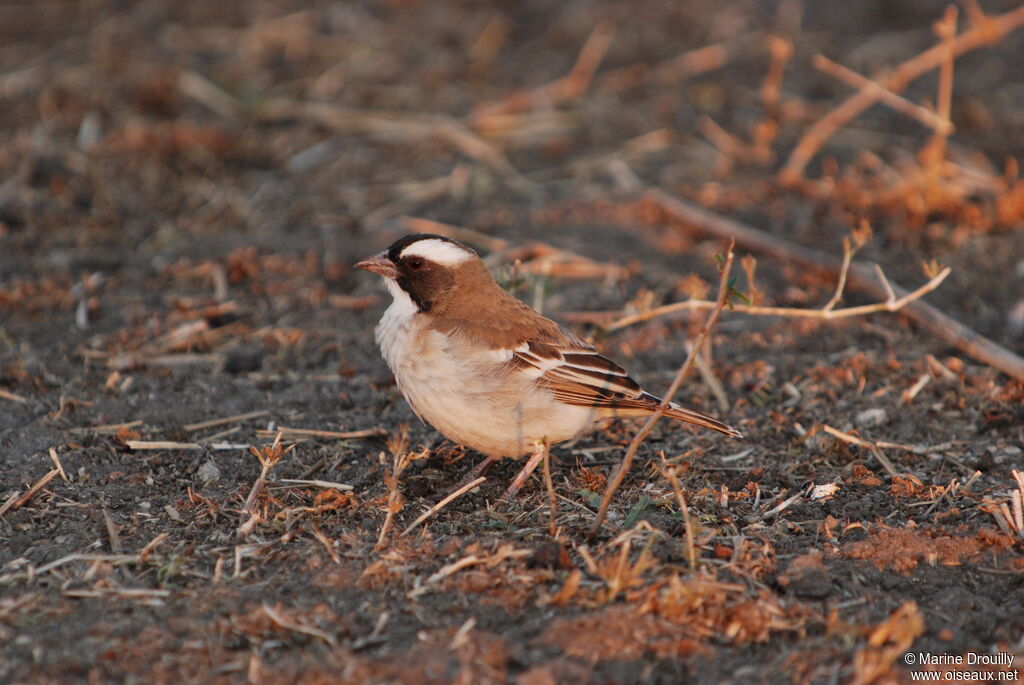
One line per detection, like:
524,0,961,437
357,233,741,493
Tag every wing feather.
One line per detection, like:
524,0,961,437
510,338,741,437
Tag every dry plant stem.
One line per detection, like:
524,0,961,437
103,508,122,553
0,468,59,516
376,448,408,549
698,115,746,158
262,603,336,646
375,490,399,549
659,457,698,570
561,22,614,98
183,410,269,432
1012,470,1024,536
239,432,288,536
690,343,729,412
779,3,1024,183
761,37,792,111
241,462,271,522
0,389,28,404
609,266,950,329
811,55,953,134
401,477,486,537
822,425,899,477
823,237,856,312
645,188,1024,382
590,241,736,535
931,6,959,160
48,447,67,481
277,479,354,492
126,440,202,450
597,33,761,92
259,427,386,440
179,70,240,119
67,420,143,434
471,22,613,121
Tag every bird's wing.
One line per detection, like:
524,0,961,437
512,339,643,403
511,336,742,437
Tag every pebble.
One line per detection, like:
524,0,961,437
197,460,221,484
855,408,888,428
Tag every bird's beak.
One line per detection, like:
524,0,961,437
355,251,399,279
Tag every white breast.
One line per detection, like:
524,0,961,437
373,281,594,457
376,279,421,369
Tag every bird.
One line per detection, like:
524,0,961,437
356,233,741,495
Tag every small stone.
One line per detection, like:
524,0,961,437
197,460,221,484
855,408,887,428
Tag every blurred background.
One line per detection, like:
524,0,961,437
2,0,1022,292
4,3,1024,682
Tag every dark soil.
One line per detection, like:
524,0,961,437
2,1,1023,683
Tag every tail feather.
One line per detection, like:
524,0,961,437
645,393,743,438
661,403,742,437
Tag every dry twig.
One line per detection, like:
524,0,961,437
598,33,761,92
184,410,269,432
470,22,614,125
275,479,354,492
643,187,1024,382
0,389,28,404
262,603,337,646
658,456,698,570
779,3,1024,184
400,477,486,538
811,55,953,135
607,263,949,331
822,425,899,478
0,468,59,517
981,470,1024,538
126,440,202,450
927,6,959,163
256,426,386,441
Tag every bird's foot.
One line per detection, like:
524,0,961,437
500,442,547,501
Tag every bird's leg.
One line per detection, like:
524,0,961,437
502,442,547,500
460,454,499,483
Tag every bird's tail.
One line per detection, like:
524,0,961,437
645,393,743,438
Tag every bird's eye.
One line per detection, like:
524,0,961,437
407,257,425,270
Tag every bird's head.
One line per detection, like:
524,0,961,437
356,233,484,313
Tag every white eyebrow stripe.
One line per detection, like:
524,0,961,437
399,239,473,266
